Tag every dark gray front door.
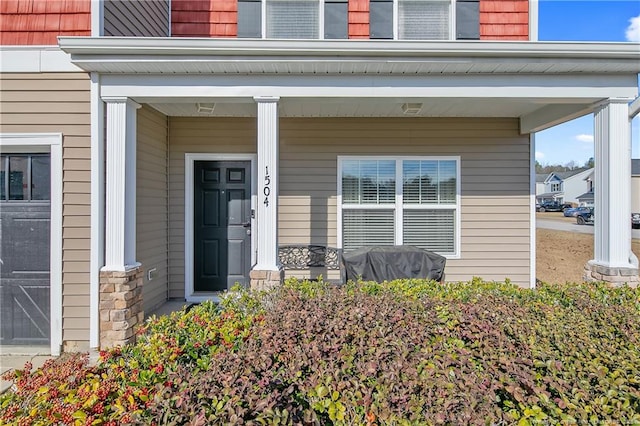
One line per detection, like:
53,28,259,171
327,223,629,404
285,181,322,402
194,161,251,292
0,154,51,345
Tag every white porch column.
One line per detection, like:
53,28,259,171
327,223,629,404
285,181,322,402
99,97,144,349
251,96,283,288
585,98,639,285
103,97,141,270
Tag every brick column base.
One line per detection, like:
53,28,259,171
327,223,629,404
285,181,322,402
250,268,284,291
99,266,144,349
583,261,639,287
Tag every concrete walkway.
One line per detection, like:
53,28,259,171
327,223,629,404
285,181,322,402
0,346,52,393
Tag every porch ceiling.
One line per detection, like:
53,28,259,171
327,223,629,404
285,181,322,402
147,97,594,119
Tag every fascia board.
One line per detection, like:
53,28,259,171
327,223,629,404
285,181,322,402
58,37,640,61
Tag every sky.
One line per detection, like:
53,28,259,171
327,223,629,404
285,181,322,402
535,0,640,167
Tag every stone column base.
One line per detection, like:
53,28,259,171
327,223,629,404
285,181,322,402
583,261,639,287
250,268,284,291
99,265,144,349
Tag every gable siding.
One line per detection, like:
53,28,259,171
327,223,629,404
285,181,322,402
479,0,529,40
167,118,256,298
104,0,170,37
137,106,169,313
172,0,237,37
0,72,91,350
0,0,91,45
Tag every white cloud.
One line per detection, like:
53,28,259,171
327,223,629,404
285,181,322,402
626,14,640,42
575,134,594,143
535,151,545,160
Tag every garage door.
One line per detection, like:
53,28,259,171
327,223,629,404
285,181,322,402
0,154,51,345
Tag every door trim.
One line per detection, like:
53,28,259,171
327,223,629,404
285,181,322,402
0,133,62,356
184,153,257,303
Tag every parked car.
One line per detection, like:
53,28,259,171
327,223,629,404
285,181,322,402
563,206,591,217
632,213,640,229
576,208,594,225
538,202,563,212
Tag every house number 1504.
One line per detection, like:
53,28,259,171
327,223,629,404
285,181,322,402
263,166,271,206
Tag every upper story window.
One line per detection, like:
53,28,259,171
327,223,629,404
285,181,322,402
371,0,478,40
551,182,562,192
238,0,348,39
238,0,478,40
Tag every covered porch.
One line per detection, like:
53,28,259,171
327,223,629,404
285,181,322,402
59,38,640,349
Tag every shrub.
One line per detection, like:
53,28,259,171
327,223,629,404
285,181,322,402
147,279,640,425
2,279,639,425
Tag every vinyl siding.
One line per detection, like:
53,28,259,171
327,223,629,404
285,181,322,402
278,117,531,286
172,0,237,37
167,117,256,298
0,72,91,349
137,106,169,313
104,0,170,37
167,117,531,289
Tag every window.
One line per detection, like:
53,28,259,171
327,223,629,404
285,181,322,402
339,157,460,257
238,0,348,39
370,0,479,40
551,183,561,192
0,154,50,202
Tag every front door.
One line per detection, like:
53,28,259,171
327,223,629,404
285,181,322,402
194,161,251,292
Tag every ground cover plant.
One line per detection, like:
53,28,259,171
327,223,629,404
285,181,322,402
1,278,639,425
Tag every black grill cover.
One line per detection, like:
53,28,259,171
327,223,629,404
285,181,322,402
342,245,446,282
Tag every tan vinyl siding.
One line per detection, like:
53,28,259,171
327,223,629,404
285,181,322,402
104,0,170,37
0,72,91,347
167,118,256,298
166,116,531,289
278,118,531,286
137,106,169,313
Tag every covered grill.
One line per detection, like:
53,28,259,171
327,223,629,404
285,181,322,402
341,245,446,283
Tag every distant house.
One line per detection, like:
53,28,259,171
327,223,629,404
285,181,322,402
633,160,640,213
536,169,593,205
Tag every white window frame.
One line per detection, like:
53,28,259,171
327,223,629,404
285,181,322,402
393,0,456,41
551,182,562,192
262,0,325,39
337,156,461,258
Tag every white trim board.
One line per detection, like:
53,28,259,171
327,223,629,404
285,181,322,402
0,133,63,356
184,153,257,303
0,48,82,73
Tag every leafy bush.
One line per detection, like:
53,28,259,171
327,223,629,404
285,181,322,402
146,278,640,425
2,279,639,425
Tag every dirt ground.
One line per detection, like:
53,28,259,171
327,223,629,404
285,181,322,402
536,213,640,283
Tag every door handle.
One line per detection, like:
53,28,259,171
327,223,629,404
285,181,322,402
242,222,251,228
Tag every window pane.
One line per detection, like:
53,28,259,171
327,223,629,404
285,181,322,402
31,156,50,201
9,156,28,200
0,156,6,200
342,160,395,204
343,209,395,251
438,160,456,203
403,209,455,253
399,0,449,40
267,0,319,39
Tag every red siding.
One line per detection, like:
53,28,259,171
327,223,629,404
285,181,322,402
0,0,90,45
479,0,529,40
172,0,237,37
348,0,369,38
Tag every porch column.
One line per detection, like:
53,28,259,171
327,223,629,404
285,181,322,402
100,97,144,348
584,98,639,286
251,96,284,289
